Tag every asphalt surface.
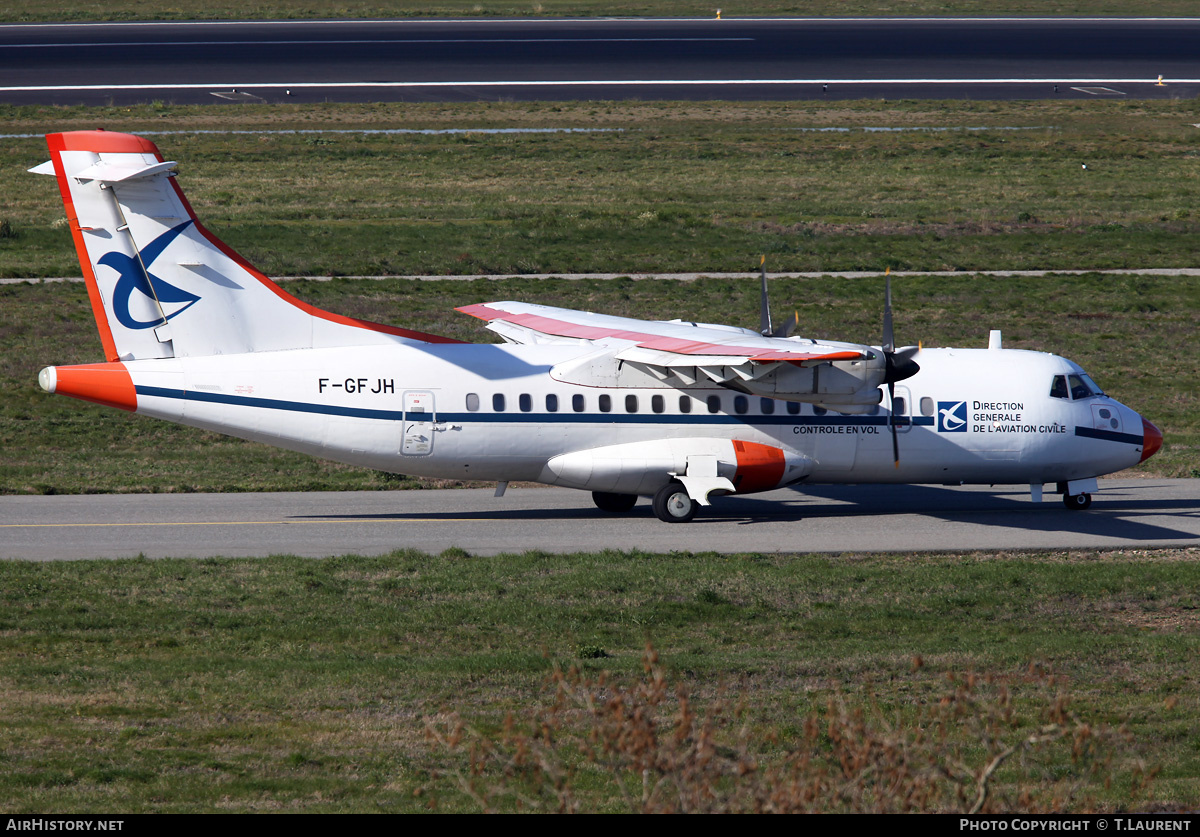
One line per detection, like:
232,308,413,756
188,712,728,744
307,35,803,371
2,480,1196,560
2,17,1199,104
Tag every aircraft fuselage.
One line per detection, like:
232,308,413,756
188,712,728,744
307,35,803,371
78,341,1152,495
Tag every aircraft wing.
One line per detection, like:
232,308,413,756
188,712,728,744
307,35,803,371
457,301,870,368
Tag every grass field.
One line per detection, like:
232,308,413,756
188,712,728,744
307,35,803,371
9,1,1200,23
6,100,1200,279
0,547,1197,812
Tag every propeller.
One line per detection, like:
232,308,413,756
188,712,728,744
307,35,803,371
757,259,918,469
759,256,773,336
759,256,799,338
881,268,920,468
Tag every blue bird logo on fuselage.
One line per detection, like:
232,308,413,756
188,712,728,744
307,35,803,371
101,220,200,330
938,400,968,432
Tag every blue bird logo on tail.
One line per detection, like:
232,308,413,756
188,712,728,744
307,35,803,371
101,220,200,330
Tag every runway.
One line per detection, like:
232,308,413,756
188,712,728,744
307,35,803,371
2,479,1196,560
2,17,1199,104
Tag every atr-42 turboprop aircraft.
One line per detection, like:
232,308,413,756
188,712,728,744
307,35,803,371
33,131,1162,522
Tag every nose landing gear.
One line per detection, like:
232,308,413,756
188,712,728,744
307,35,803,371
1063,492,1092,510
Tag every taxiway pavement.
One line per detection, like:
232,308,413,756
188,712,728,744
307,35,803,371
2,479,1196,560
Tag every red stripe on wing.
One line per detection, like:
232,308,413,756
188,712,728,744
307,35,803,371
458,303,865,364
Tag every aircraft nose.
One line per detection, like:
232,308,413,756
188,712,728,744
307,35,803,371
1140,417,1163,463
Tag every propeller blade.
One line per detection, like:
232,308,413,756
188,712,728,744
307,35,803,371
772,310,799,339
889,380,900,468
879,269,915,468
882,267,894,353
759,256,773,336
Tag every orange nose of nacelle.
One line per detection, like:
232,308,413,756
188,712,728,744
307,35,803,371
1140,418,1163,463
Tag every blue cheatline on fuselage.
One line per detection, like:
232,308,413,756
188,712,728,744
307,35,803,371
134,384,933,428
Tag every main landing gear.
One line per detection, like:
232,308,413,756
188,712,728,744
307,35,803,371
592,484,700,522
592,491,638,514
1063,492,1093,510
652,480,698,523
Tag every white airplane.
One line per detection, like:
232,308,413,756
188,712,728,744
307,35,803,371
32,130,1162,522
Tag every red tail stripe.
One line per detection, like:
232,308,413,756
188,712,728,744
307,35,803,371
53,130,159,155
47,132,121,361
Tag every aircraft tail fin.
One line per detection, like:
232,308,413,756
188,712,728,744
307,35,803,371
35,131,457,362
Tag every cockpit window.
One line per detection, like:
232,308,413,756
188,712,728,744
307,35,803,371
1069,374,1099,400
1052,372,1106,400
1079,373,1104,397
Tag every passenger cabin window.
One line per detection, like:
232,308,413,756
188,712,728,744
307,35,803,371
492,393,506,412
789,402,803,415
572,394,585,412
651,395,665,414
761,398,775,414
519,393,532,412
625,394,639,413
679,396,692,414
1050,375,1069,399
546,394,558,412
599,394,612,413
734,396,749,414
466,393,480,412
892,396,906,415
920,397,934,416
706,395,721,414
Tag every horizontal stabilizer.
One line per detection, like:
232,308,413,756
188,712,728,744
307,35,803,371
73,159,179,183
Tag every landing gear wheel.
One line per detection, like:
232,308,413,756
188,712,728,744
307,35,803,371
653,481,697,523
592,491,637,513
1063,492,1092,510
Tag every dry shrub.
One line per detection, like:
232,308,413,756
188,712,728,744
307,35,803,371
426,646,1151,813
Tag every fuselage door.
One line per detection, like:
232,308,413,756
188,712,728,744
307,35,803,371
401,390,435,456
